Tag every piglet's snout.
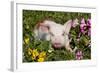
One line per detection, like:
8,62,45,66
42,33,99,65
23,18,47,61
52,36,63,48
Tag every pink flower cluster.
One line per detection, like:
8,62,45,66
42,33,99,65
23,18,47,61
75,50,83,60
80,18,91,36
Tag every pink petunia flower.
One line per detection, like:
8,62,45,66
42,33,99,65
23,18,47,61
75,50,83,60
80,18,91,36
80,18,87,33
87,18,91,36
87,18,91,26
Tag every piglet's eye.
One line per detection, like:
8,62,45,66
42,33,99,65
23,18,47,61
62,32,65,36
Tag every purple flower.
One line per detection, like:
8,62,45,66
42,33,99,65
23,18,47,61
87,18,91,36
80,18,91,36
75,50,83,60
87,18,91,26
81,18,85,24
80,18,86,33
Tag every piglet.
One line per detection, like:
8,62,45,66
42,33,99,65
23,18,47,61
34,20,76,52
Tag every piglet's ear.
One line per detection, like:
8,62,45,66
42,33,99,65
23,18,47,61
64,20,72,34
35,20,50,30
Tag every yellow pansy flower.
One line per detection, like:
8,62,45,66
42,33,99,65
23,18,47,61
38,51,46,58
32,49,39,59
25,37,29,44
37,58,44,62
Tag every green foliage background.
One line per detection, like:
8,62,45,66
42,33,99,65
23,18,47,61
23,10,91,62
